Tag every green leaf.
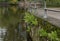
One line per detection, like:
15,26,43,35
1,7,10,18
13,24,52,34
48,31,58,40
39,28,48,37
24,12,38,25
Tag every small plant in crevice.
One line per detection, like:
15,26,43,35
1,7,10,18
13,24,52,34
48,31,59,41
24,12,38,41
24,12,60,41
38,28,60,41
39,28,48,37
24,12,38,26
38,28,48,41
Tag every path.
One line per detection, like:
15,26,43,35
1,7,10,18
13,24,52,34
29,8,60,27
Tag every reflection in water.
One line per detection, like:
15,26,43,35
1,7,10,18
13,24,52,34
0,28,6,41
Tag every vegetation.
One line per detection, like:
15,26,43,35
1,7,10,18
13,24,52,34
24,12,60,41
46,0,60,7
0,0,60,41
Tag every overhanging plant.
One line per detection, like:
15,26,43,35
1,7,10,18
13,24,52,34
24,12,38,26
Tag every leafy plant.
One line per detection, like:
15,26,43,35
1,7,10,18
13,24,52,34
48,31,58,41
39,28,48,37
24,12,38,25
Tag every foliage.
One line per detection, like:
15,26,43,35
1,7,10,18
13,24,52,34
24,12,60,41
38,28,60,41
48,31,58,40
28,0,60,7
1,0,60,41
37,17,60,41
46,0,60,7
24,12,38,25
39,28,47,37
